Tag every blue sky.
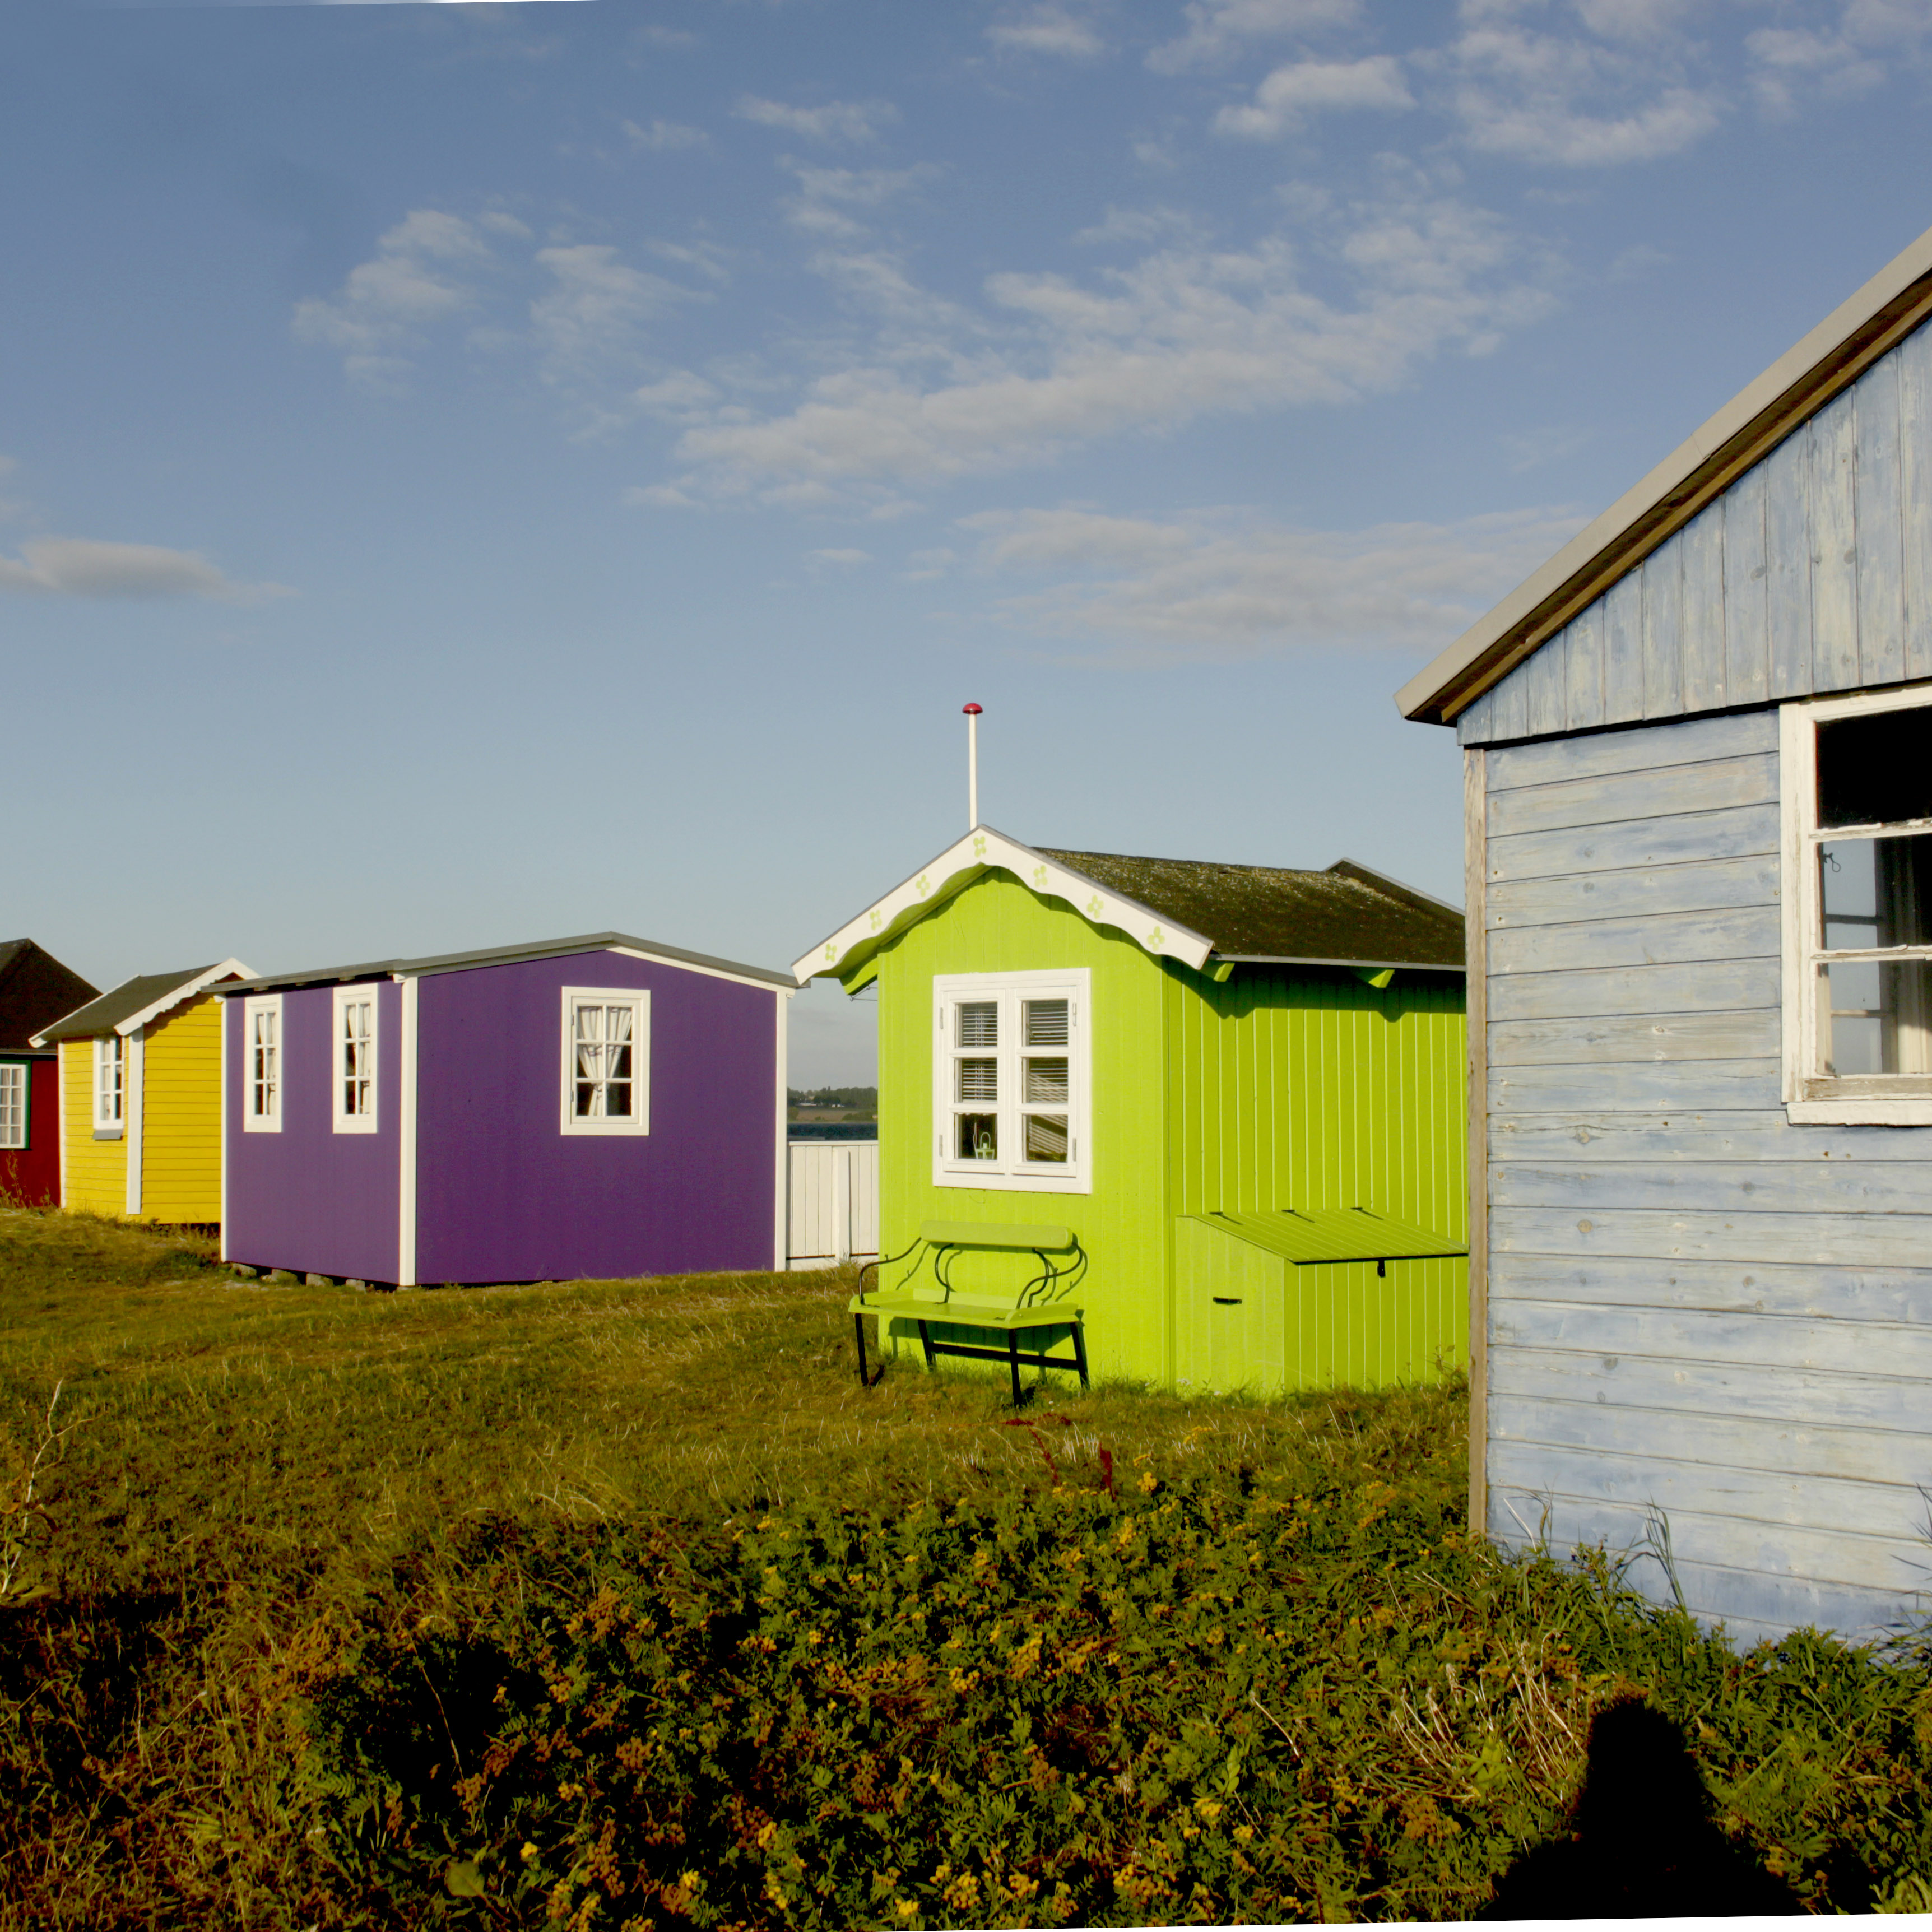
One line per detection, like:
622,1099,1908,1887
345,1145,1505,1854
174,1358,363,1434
8,0,1932,1080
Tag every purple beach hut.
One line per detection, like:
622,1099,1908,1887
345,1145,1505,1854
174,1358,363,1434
215,932,795,1288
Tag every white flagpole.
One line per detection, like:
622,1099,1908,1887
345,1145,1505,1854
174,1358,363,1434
963,702,982,828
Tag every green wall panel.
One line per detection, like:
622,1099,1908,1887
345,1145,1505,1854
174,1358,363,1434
872,871,1170,1385
866,868,1467,1393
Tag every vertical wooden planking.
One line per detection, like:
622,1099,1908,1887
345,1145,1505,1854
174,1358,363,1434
1642,532,1685,718
1564,602,1606,731
1524,629,1568,737
1854,351,1906,687
1679,503,1727,714
1455,685,1495,747
1488,658,1531,742
1809,388,1860,690
1897,322,1932,681
1603,570,1645,724
1766,423,1814,697
1465,745,1489,1540
1725,463,1770,705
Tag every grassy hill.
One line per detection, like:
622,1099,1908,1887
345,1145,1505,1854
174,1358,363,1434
1,1208,1926,1925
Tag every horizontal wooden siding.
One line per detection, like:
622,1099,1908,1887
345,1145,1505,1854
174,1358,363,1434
140,995,224,1224
1483,704,1932,1642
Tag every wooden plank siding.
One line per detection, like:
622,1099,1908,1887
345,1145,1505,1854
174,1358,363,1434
1459,317,1932,746
1478,703,1932,1643
59,1039,126,1217
138,994,224,1224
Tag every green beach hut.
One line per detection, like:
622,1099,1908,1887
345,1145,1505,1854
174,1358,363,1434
793,826,1470,1395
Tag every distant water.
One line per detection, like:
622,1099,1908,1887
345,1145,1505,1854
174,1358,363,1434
788,1122,878,1141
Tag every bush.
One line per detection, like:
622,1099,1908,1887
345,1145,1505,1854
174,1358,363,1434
299,1455,1932,1927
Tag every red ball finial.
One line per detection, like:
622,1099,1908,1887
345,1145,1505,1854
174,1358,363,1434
963,703,983,715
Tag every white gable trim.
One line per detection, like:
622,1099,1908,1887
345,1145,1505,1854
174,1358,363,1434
792,826,1214,983
114,958,257,1037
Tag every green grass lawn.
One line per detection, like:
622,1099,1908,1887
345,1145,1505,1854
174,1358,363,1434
2,1206,1929,1927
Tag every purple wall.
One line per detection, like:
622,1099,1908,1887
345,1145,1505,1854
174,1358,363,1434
414,950,779,1284
223,979,401,1281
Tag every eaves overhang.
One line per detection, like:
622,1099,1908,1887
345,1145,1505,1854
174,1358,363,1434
1396,217,1932,727
792,825,1216,986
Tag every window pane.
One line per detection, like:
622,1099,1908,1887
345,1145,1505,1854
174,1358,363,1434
1822,835,1932,948
1818,707,1932,828
605,1079,632,1117
1023,1113,1069,1162
575,1081,598,1117
0,1066,22,1149
1024,998,1068,1047
956,1113,998,1159
956,1001,997,1048
956,1058,997,1103
1024,1056,1068,1104
1825,958,1932,1075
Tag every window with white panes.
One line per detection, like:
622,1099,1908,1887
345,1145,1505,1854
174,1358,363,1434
1783,688,1932,1122
932,969,1089,1192
0,1064,25,1151
244,996,282,1132
94,1035,124,1132
560,988,650,1135
333,988,378,1132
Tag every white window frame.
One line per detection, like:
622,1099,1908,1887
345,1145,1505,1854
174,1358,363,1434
1781,682,1932,1124
932,968,1090,1195
93,1034,124,1135
244,995,283,1133
332,986,379,1134
0,1063,26,1151
560,987,651,1137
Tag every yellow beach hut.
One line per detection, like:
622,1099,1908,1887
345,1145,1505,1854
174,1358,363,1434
33,960,252,1226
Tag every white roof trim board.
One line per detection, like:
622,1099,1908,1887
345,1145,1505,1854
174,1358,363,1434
1396,218,1932,726
792,825,1215,984
117,959,255,1034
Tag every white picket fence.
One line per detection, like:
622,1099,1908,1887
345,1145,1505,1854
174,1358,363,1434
786,1140,879,1269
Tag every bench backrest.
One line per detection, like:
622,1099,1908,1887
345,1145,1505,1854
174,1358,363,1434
914,1221,1080,1308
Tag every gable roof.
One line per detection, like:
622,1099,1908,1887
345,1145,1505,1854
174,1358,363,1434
32,959,253,1044
792,826,1463,984
215,931,795,997
1397,218,1932,727
0,941,99,1053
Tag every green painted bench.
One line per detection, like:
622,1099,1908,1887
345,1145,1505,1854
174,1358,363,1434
849,1219,1088,1405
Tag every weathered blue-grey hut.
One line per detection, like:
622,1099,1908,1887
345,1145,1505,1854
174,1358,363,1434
1399,220,1932,1645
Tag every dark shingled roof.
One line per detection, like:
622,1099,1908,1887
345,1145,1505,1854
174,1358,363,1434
1035,851,1465,970
34,968,220,1044
0,941,100,1053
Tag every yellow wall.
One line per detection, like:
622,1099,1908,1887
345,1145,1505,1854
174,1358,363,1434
138,993,224,1224
60,1039,127,1216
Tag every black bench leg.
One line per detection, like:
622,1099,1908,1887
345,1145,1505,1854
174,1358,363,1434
1071,1321,1090,1392
853,1312,872,1388
1008,1328,1023,1408
917,1320,937,1372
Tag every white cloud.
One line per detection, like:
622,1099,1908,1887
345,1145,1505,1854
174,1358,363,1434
961,504,1583,662
664,188,1555,499
1443,23,1721,164
808,546,872,566
733,96,899,143
531,243,696,382
632,371,720,416
0,536,290,603
293,208,495,390
1149,0,1362,72
1745,26,1885,112
988,6,1106,57
781,162,935,238
1074,205,1203,247
1215,55,1415,138
625,117,710,151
